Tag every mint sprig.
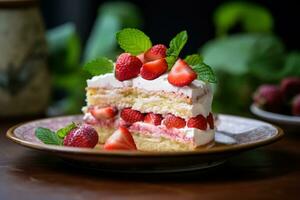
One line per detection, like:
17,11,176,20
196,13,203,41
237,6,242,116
166,30,188,69
184,54,203,66
83,57,114,76
192,63,217,83
35,123,78,145
116,28,152,55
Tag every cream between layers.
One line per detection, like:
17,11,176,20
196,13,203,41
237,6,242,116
87,73,213,117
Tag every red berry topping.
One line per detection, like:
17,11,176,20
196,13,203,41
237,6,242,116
144,44,167,62
140,58,168,80
253,84,283,113
280,77,300,100
163,114,186,129
63,124,98,148
167,59,197,87
137,53,145,64
104,126,137,150
144,113,163,126
115,53,142,81
207,112,214,129
120,108,145,124
90,106,117,120
292,94,300,116
187,114,207,130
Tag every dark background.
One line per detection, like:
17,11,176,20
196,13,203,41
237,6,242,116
40,0,300,54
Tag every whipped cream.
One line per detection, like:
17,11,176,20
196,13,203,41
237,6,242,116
183,128,215,146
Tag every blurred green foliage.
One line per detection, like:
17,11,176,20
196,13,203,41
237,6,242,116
46,2,142,115
202,2,300,115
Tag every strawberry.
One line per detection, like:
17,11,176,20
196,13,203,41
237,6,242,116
207,112,214,129
187,114,207,130
63,124,98,148
292,94,300,116
144,44,167,62
167,59,197,87
280,77,300,101
103,126,137,150
144,113,163,125
140,58,168,80
163,114,186,129
137,53,145,64
115,53,142,81
90,106,117,120
120,108,145,124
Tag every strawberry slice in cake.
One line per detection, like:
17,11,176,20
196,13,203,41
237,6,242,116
82,28,217,151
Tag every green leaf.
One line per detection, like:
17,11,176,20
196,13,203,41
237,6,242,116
192,63,217,83
214,2,273,36
167,30,188,58
165,56,177,70
184,54,203,66
57,122,77,139
116,28,152,55
83,57,114,76
35,127,63,145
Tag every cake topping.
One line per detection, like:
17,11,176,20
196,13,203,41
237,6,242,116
163,114,186,129
120,108,145,124
140,58,168,80
144,113,163,126
167,59,197,87
187,114,207,130
115,53,142,81
144,44,167,62
104,126,137,150
90,106,118,120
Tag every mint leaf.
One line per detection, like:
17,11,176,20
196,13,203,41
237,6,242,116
57,122,77,139
116,28,152,55
166,30,188,68
192,63,217,83
184,54,203,66
83,57,114,76
165,56,177,70
35,127,63,145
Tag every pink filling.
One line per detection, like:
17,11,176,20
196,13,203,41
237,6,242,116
129,122,194,144
83,113,117,128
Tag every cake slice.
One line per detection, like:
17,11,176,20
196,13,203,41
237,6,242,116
82,28,217,151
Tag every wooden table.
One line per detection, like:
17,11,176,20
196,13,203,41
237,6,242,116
1,119,300,200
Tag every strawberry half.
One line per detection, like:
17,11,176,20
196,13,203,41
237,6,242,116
120,108,145,124
140,58,168,80
187,114,207,130
115,53,142,81
167,59,197,87
90,106,117,120
137,53,146,64
144,113,163,126
207,112,214,129
144,44,167,62
163,114,186,129
104,126,137,150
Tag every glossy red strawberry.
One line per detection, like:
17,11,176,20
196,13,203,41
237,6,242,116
280,77,300,100
90,106,117,120
120,108,145,124
140,58,168,80
137,53,145,64
144,44,167,62
163,114,186,129
187,114,207,130
167,59,197,87
207,112,214,129
103,126,137,150
144,113,163,126
115,53,142,81
63,124,98,148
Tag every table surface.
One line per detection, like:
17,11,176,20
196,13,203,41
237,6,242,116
1,118,300,200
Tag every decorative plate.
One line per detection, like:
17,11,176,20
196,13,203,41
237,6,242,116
7,114,283,173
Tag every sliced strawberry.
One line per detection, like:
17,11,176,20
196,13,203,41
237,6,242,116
163,114,186,129
144,44,167,62
90,106,117,120
104,126,137,150
144,113,163,126
140,58,168,80
187,114,207,130
137,53,146,64
120,108,145,124
115,53,142,81
207,112,214,129
167,59,197,87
